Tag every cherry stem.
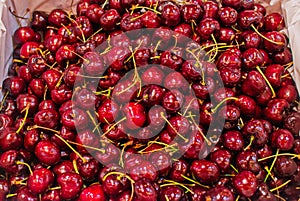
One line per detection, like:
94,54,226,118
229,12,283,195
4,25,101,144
258,153,299,162
43,85,48,100
86,110,101,135
270,180,291,192
244,135,255,151
180,174,210,189
211,97,239,113
264,149,279,182
73,159,80,174
6,193,17,198
186,48,205,85
16,104,30,134
13,59,26,64
67,140,105,153
16,161,33,175
208,34,218,62
161,179,194,194
188,112,212,146
101,117,127,137
230,164,239,174
54,133,87,163
281,73,291,79
160,112,188,142
138,141,177,154
87,28,103,41
251,24,284,45
49,186,62,190
235,195,240,201
103,172,135,201
64,46,87,62
0,91,9,111
256,66,276,98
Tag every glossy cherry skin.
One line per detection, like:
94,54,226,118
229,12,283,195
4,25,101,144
196,18,220,40
140,85,165,107
264,13,285,31
130,161,158,181
159,186,185,201
270,129,294,151
141,11,161,28
14,186,38,201
76,155,100,181
210,149,232,172
34,109,59,129
13,27,35,45
86,4,105,23
203,1,219,19
134,178,157,201
233,170,258,197
55,45,77,67
216,51,241,69
78,184,106,201
41,189,61,201
100,9,121,31
218,7,238,26
264,98,289,124
253,3,266,15
141,66,164,85
263,31,287,52
284,112,300,135
30,11,48,31
0,127,22,151
34,140,61,166
222,130,244,151
159,2,181,26
122,102,146,130
16,93,39,115
274,156,297,177
2,76,26,97
236,150,261,173
0,114,14,130
242,48,264,70
48,9,69,27
57,172,83,200
181,4,203,23
28,168,54,194
241,70,266,97
272,47,293,65
238,10,264,29
0,150,24,173
277,84,298,103
190,159,220,184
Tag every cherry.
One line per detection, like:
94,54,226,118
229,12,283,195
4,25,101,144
14,186,38,201
236,150,261,173
242,47,264,70
30,11,48,31
264,13,285,31
0,127,22,151
141,66,164,85
48,9,69,27
34,140,61,166
210,149,232,172
264,98,289,124
272,47,293,65
222,130,244,151
274,156,297,177
203,1,219,19
196,18,220,40
277,84,298,103
218,27,236,43
55,45,77,66
233,170,258,197
270,129,294,151
159,186,185,201
76,155,100,181
134,178,158,201
41,189,61,201
218,7,238,26
0,113,14,130
141,11,161,28
16,93,39,115
86,4,105,24
130,161,158,181
13,27,35,45
159,2,181,27
53,160,75,175
2,76,26,97
181,4,203,23
241,30,261,49
237,10,263,29
162,90,184,113
122,102,146,130
44,35,64,53
263,31,287,52
78,184,106,201
100,9,121,31
190,159,220,184
284,112,300,135
57,172,83,200
0,150,24,174
253,3,266,15
34,109,59,129
28,167,54,194
28,78,46,98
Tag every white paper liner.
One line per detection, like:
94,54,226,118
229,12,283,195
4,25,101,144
0,0,299,95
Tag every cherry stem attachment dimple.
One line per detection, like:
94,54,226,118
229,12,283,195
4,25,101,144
211,97,239,114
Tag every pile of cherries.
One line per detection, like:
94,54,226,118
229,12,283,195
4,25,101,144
0,0,300,200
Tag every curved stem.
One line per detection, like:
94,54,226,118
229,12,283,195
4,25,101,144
256,66,276,98
244,135,255,151
264,149,279,182
16,161,32,175
270,180,291,192
186,49,205,85
161,180,194,194
211,97,239,113
67,140,105,153
181,174,210,189
16,104,30,134
188,112,212,146
251,24,284,45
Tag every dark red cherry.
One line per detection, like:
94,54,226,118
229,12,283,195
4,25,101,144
236,150,261,173
30,11,48,31
0,127,22,151
222,130,244,151
57,172,83,200
15,186,38,201
216,51,241,69
162,90,184,113
48,9,69,27
78,184,105,201
242,48,264,70
20,42,40,59
13,27,35,45
100,9,121,31
233,170,258,197
264,13,285,31
134,178,157,201
16,93,39,115
253,3,266,15
203,1,219,19
277,84,298,103
218,27,236,43
0,114,14,131
181,4,203,23
29,78,46,98
44,35,64,53
0,150,24,173
159,1,181,26
35,140,61,166
264,98,289,124
130,161,158,181
196,18,220,40
41,189,61,201
263,31,287,52
141,66,164,85
140,85,165,107
272,47,293,65
241,30,261,49
270,129,294,151
264,64,285,88
86,4,105,23
141,11,161,28
17,65,32,83
2,76,26,97
34,109,59,129
210,149,232,172
123,102,146,130
159,186,184,201
237,10,263,29
28,168,54,194
97,99,119,124
72,16,94,39
284,112,300,136
218,7,238,26
274,156,297,177
55,45,77,67
190,159,220,184
76,155,100,181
